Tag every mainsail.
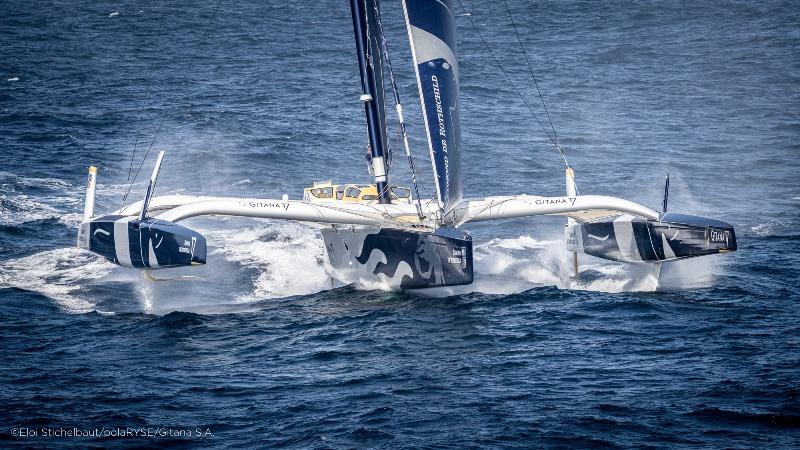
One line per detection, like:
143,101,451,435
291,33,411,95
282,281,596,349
402,0,463,217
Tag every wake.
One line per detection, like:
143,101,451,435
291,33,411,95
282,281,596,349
0,219,720,315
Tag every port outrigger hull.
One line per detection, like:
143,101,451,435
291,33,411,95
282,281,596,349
78,215,206,269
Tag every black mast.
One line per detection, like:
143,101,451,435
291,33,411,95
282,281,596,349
350,0,391,204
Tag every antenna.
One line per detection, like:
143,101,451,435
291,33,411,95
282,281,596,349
662,173,670,213
139,151,165,221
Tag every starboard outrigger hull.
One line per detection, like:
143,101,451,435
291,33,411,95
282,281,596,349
566,213,737,264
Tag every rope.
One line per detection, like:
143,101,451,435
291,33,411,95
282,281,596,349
126,0,168,184
501,0,560,148
454,197,512,228
121,0,224,209
455,0,570,168
364,165,429,225
312,200,417,230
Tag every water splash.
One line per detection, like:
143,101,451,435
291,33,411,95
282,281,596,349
201,219,331,301
0,247,116,313
0,166,721,314
418,232,717,297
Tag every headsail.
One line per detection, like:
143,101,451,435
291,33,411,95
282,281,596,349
402,0,463,218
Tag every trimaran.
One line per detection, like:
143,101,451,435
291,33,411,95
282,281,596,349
77,0,737,289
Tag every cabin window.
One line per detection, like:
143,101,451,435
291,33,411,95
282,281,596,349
336,186,344,200
362,195,376,201
345,187,361,198
391,187,410,198
311,187,333,198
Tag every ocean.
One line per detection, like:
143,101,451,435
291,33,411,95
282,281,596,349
1,0,799,447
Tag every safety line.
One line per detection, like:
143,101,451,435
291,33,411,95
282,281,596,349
455,0,570,168
126,0,168,184
121,0,224,209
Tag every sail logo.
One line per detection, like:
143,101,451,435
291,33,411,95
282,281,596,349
431,75,446,141
431,74,450,199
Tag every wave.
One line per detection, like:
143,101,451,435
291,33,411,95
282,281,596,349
687,407,800,429
420,233,717,297
0,170,138,228
0,194,65,226
749,220,796,237
0,247,116,313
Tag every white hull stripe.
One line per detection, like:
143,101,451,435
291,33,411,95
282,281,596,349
661,232,677,260
114,216,134,267
148,237,160,269
613,214,642,262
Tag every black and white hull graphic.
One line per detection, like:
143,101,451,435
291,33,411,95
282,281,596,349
77,215,206,269
567,213,736,263
321,225,472,289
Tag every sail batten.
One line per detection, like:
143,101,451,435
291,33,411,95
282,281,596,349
402,0,463,219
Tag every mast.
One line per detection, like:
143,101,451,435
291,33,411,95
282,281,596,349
350,0,391,204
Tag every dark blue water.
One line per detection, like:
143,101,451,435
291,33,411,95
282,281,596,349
2,0,799,447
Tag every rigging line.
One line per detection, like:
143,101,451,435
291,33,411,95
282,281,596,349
313,201,408,228
373,1,425,219
341,166,426,223
454,197,512,228
455,0,569,168
366,164,414,207
501,0,560,148
121,0,224,209
126,0,168,183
